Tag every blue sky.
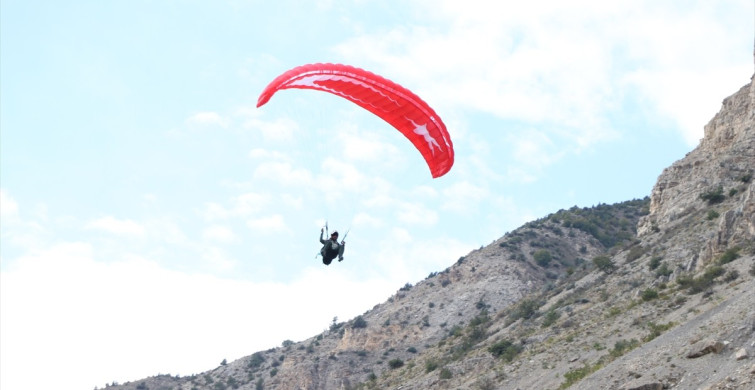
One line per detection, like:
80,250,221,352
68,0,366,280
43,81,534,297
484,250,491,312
1,1,753,389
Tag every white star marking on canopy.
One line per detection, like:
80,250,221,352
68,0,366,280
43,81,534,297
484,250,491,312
408,118,441,155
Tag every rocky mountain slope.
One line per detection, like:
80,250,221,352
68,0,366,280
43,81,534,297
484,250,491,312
103,73,755,390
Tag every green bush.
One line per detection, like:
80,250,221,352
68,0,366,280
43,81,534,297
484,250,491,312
488,340,523,361
533,249,553,267
329,317,343,331
641,288,659,301
607,306,622,317
706,210,720,220
610,339,639,358
541,308,561,328
469,311,490,327
550,198,648,248
677,266,724,294
654,262,673,278
593,255,615,273
700,186,725,204
475,377,496,390
511,298,540,321
439,368,453,380
560,365,593,389
448,325,463,337
717,247,741,265
644,322,675,341
649,256,662,270
465,325,486,345
248,353,265,369
388,358,404,369
724,270,739,282
425,359,439,372
352,316,367,329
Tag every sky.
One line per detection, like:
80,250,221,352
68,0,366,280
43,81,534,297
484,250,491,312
1,1,753,389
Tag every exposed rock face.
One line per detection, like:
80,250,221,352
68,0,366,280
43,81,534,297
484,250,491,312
687,339,726,358
638,75,755,268
735,348,749,361
104,74,755,390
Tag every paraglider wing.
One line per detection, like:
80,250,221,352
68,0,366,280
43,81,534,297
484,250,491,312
256,63,453,178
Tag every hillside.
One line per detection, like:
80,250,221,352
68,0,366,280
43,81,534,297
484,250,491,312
102,73,755,390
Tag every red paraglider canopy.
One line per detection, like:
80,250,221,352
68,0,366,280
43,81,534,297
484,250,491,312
257,63,454,178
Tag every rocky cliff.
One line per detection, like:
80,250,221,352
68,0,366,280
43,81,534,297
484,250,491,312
103,74,755,390
638,74,755,269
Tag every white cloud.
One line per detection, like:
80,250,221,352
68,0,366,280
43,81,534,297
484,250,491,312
624,66,750,145
335,0,751,150
0,242,399,390
86,216,146,236
316,157,375,199
246,214,288,233
202,193,271,220
339,126,402,163
202,202,231,220
248,148,290,161
335,3,617,127
244,116,298,142
389,227,413,244
410,185,438,199
442,181,489,213
353,211,384,229
234,193,271,216
0,189,19,217
397,202,438,226
280,193,304,209
146,218,188,245
200,246,238,271
364,232,474,284
187,111,229,128
142,193,158,203
508,129,562,170
203,225,237,243
253,161,314,187
0,191,50,253
609,2,752,145
503,165,538,184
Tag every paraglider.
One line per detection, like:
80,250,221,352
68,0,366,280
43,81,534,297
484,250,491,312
256,63,454,178
319,228,345,266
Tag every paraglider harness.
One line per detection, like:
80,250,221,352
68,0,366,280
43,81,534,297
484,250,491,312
319,222,348,265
